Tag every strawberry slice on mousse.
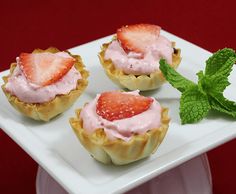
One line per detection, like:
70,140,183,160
117,24,161,55
96,91,153,121
19,52,75,87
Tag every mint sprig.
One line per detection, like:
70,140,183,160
159,48,236,124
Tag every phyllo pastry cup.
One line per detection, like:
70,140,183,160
99,42,181,91
70,107,170,165
1,47,89,121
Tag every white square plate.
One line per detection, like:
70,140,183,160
0,31,236,194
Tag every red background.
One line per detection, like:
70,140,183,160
0,0,235,193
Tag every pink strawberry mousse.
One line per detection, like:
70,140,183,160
104,35,173,75
80,91,162,141
5,53,82,103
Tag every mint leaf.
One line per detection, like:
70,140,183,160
198,73,230,94
180,86,210,124
159,59,196,92
207,75,230,93
214,56,236,78
205,48,236,76
209,93,236,117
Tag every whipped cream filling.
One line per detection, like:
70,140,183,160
80,91,162,141
104,35,173,75
5,59,82,103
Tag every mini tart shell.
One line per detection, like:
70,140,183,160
1,47,89,121
98,41,181,91
70,107,170,165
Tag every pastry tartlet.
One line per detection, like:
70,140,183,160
1,47,89,121
70,90,170,165
99,24,181,91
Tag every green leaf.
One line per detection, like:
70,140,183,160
209,93,236,117
205,48,236,76
159,59,196,92
180,86,211,124
198,73,230,94
214,56,236,78
207,75,230,93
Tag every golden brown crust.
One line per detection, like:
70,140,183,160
1,47,89,121
98,41,181,91
70,107,170,165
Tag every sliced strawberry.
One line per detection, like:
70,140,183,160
19,52,75,86
117,24,161,54
96,91,153,121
